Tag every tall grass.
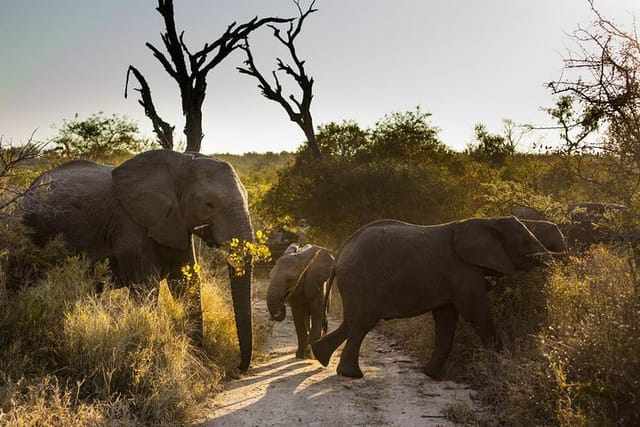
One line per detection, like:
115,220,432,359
0,252,241,425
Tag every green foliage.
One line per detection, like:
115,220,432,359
260,108,469,245
466,122,516,167
53,112,155,161
316,120,369,158
368,106,450,160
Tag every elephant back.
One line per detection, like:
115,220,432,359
21,160,117,257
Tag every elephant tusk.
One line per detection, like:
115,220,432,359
193,224,209,231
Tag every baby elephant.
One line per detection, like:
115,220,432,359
267,243,334,358
311,216,552,379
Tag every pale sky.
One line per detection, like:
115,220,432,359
1,0,638,154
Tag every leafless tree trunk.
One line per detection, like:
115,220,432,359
238,0,322,161
126,0,291,153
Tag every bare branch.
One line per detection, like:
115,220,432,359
125,66,175,149
0,132,48,211
128,0,292,153
238,1,321,160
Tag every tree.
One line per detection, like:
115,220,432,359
546,0,640,206
238,1,321,160
52,113,150,161
466,120,518,167
368,106,448,160
316,120,369,158
126,0,291,152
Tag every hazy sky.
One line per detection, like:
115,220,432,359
1,0,638,154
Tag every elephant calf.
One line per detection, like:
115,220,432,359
311,216,552,379
267,243,334,359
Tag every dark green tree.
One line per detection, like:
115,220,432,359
315,120,369,158
53,112,151,160
368,106,449,160
466,121,516,167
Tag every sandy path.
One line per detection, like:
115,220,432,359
197,297,481,427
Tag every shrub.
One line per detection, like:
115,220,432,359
468,248,640,425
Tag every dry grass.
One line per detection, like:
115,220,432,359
0,252,244,425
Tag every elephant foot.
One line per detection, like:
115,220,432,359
423,363,444,380
311,340,332,367
296,346,313,359
337,362,363,378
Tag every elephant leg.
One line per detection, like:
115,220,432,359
290,302,312,358
311,321,348,367
162,251,204,347
309,293,327,344
454,289,498,349
424,304,459,380
336,316,378,379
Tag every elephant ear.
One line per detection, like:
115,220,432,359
453,219,514,275
112,150,190,250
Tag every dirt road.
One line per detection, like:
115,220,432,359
197,297,481,427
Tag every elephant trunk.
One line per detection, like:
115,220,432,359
227,227,254,373
266,282,287,321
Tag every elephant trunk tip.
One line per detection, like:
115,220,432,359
270,305,286,322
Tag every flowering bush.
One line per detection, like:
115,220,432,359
226,230,271,277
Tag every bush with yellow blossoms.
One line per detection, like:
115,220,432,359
227,229,271,277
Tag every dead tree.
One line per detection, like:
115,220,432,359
546,0,640,204
126,0,291,152
125,66,175,150
238,0,322,161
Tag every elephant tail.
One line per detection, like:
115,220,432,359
321,265,336,334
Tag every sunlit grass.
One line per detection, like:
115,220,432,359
0,253,245,425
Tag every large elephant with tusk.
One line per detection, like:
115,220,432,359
15,149,255,371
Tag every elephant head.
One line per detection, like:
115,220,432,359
267,244,324,321
520,219,567,254
453,216,550,275
112,150,255,371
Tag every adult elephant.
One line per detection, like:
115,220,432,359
267,243,334,358
520,219,567,253
18,149,255,372
311,217,551,379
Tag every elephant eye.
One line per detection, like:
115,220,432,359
205,201,215,208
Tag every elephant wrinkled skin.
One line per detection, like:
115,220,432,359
267,243,334,358
16,150,255,371
311,217,551,379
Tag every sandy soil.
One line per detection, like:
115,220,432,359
197,293,483,427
